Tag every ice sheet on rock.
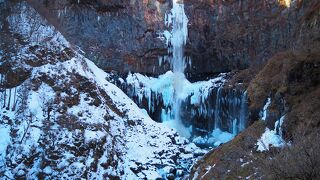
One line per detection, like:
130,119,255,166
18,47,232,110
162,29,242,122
126,71,227,138
257,115,286,151
163,119,192,138
256,128,285,151
28,83,55,120
84,130,105,143
192,128,235,147
126,71,227,112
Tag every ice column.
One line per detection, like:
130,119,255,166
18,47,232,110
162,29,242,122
163,0,190,137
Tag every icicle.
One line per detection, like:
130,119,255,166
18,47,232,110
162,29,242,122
275,115,286,138
232,118,238,135
238,90,248,132
261,98,271,121
158,56,162,66
214,87,222,129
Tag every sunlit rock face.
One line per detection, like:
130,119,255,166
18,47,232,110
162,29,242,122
278,0,292,7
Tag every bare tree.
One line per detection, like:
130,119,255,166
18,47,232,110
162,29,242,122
2,89,6,108
12,87,17,111
20,112,34,144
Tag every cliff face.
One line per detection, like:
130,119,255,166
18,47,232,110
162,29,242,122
27,0,172,75
27,0,319,79
184,0,320,74
183,0,320,129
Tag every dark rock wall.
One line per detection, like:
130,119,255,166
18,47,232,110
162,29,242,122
24,0,319,137
184,0,320,73
27,0,320,80
27,0,172,75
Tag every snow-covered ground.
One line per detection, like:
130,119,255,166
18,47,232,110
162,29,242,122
0,2,206,179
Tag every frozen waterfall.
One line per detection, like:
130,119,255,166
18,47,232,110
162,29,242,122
116,0,249,147
163,0,190,137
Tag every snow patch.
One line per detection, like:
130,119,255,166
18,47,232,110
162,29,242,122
84,130,105,143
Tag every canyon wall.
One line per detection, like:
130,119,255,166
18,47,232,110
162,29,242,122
184,0,319,71
27,0,171,75
28,0,320,80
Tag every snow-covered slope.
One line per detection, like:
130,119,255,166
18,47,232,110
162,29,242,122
0,2,204,179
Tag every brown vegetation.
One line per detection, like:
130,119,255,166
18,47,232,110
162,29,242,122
247,48,320,137
261,130,320,180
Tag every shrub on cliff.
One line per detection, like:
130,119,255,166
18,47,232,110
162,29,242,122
262,130,320,179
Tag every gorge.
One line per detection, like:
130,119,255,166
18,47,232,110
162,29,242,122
0,0,319,179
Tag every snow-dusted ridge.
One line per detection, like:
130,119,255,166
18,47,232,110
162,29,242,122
0,2,204,179
1,27,201,180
